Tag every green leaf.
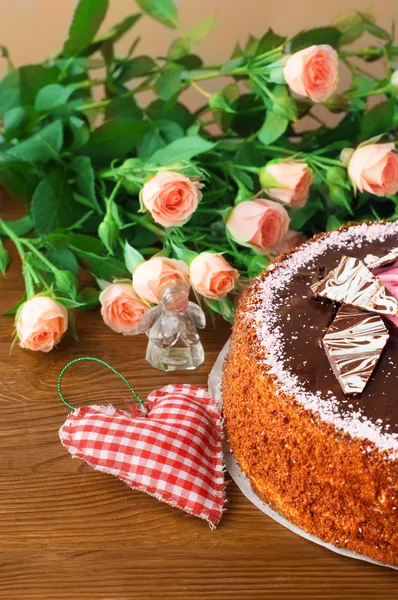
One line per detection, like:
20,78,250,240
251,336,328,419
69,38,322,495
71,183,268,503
105,95,142,120
149,135,216,166
247,254,270,278
290,27,341,52
329,185,353,215
116,56,156,82
0,165,39,204
210,85,238,114
244,35,259,57
219,57,245,76
257,29,286,53
290,200,321,230
35,84,75,113
231,94,264,137
76,287,100,310
84,13,142,55
3,107,28,139
174,54,203,70
0,238,11,276
360,98,395,141
266,59,286,84
124,241,144,273
54,269,77,297
136,0,178,29
79,119,150,162
146,99,194,130
7,120,63,163
72,247,130,280
258,111,288,144
62,0,109,56
235,141,264,167
168,38,190,61
31,168,79,235
0,70,20,116
205,297,235,324
169,241,197,265
68,115,90,150
189,15,217,44
70,156,101,212
272,94,297,121
67,232,103,254
326,215,343,231
359,12,391,41
20,65,60,102
1,215,33,237
46,246,79,275
137,120,184,158
154,65,183,101
0,65,60,116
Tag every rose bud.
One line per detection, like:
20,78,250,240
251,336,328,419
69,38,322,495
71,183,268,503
16,296,68,352
133,257,189,304
98,213,119,253
99,283,148,335
189,253,239,299
141,171,202,228
347,142,398,197
226,199,290,254
283,44,339,102
259,161,313,208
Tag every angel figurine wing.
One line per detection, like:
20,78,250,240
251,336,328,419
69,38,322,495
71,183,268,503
187,301,206,329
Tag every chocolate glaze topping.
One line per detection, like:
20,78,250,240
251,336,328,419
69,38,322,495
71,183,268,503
274,233,398,435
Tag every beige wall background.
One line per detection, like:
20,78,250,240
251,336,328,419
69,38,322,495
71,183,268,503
0,0,396,72
0,0,396,117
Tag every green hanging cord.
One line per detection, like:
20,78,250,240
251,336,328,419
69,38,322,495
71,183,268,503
58,357,145,411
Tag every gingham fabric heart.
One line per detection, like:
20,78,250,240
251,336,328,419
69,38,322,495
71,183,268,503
59,384,225,527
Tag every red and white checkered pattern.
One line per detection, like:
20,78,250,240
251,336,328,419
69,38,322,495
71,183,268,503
59,384,225,526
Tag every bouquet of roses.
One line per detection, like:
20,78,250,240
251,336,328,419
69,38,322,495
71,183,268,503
0,0,397,352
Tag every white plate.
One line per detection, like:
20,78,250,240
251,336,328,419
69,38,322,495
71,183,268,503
208,339,397,570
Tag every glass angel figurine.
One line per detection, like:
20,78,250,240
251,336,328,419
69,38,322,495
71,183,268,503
138,279,206,371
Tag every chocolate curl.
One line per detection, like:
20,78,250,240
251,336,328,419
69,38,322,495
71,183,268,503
311,255,398,317
323,305,389,395
364,247,398,270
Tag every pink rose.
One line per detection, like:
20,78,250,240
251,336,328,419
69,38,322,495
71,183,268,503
133,257,189,304
16,296,68,352
189,253,239,299
374,261,398,327
270,229,307,255
226,199,290,254
99,283,148,335
284,44,338,102
141,171,202,228
260,161,313,208
347,143,398,197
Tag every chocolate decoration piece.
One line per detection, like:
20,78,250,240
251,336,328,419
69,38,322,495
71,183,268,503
274,231,398,434
364,247,398,270
323,305,389,395
311,255,398,317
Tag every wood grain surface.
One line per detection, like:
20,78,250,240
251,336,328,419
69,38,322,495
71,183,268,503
0,202,397,600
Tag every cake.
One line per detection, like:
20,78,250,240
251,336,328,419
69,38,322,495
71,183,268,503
222,221,398,566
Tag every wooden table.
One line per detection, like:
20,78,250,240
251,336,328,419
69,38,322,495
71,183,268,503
0,204,397,599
